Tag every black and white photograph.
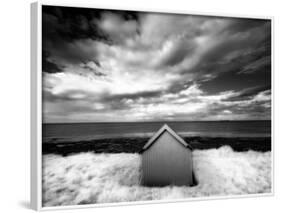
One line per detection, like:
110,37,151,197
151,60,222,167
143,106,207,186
41,5,272,207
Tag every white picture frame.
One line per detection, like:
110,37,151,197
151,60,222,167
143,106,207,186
31,1,274,210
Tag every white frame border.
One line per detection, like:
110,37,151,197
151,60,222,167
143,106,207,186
31,0,274,211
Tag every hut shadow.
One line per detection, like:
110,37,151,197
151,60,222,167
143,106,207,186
191,171,198,187
139,170,199,187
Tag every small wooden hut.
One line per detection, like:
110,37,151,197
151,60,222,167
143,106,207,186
141,124,194,186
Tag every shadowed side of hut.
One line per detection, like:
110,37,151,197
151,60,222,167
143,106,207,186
141,124,194,187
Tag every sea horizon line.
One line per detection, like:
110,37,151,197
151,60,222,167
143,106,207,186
42,119,271,125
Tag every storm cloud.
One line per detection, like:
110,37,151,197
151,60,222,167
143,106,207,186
42,6,271,123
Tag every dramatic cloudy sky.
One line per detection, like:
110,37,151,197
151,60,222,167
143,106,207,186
42,6,271,123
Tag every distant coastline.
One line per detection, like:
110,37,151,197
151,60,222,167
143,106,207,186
43,136,271,156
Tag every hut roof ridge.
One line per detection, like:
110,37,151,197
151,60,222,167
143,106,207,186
142,124,192,151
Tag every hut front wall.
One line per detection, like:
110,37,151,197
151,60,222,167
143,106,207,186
142,131,193,186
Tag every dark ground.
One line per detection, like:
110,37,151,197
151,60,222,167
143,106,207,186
42,136,271,156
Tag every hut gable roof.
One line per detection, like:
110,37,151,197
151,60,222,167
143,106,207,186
142,124,192,152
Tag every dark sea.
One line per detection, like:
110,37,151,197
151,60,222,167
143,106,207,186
42,121,271,154
43,120,271,141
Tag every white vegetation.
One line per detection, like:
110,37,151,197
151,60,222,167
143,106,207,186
42,146,271,207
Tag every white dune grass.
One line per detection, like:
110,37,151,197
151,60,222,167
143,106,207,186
42,146,271,207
